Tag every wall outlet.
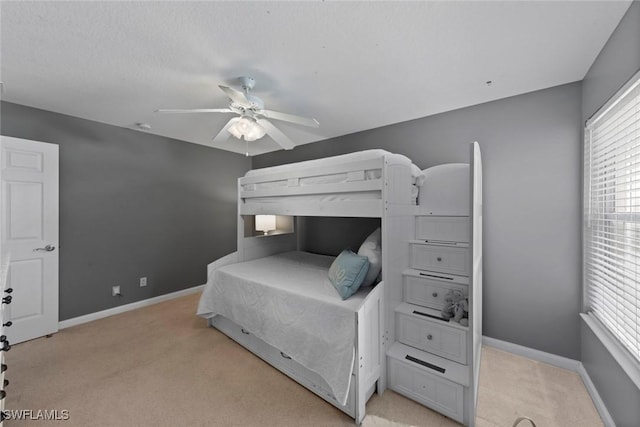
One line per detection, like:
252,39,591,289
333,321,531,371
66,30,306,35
112,285,121,297
139,277,147,287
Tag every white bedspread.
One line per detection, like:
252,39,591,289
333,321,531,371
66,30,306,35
197,251,371,406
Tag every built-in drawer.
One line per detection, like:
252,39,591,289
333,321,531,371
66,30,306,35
212,315,356,416
403,272,468,311
410,243,469,276
396,311,467,364
210,315,253,349
388,356,464,423
213,316,325,392
415,216,469,243
253,339,323,390
250,331,356,414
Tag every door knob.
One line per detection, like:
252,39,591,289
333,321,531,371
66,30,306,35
34,244,56,252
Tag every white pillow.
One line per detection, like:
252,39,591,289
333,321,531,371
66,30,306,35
357,227,382,287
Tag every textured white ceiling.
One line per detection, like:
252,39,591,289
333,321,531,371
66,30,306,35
0,1,632,155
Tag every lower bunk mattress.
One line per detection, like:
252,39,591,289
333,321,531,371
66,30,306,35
197,251,374,406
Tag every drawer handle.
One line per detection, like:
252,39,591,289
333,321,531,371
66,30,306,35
280,351,292,360
405,355,446,374
427,334,433,341
2,296,11,305
436,257,442,262
4,288,12,294
413,310,448,322
2,322,12,328
0,390,5,400
240,328,250,335
432,292,438,298
419,272,453,280
424,240,458,245
1,341,10,352
1,364,6,373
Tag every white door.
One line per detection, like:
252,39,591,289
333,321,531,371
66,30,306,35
1,136,59,344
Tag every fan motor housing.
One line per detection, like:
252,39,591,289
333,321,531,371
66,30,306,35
239,76,256,90
245,94,264,110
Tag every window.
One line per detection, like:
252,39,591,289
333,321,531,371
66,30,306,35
584,70,640,364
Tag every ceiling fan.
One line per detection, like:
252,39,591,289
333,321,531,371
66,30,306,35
156,76,319,151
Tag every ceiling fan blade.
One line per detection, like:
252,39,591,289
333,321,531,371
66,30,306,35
255,118,296,150
212,117,240,145
218,85,250,106
155,108,234,114
259,109,319,128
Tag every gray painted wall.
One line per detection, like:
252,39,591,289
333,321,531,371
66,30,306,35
255,81,583,359
582,325,640,427
1,101,250,320
297,217,381,256
581,2,640,426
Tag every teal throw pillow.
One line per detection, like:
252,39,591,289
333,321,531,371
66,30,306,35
328,250,370,300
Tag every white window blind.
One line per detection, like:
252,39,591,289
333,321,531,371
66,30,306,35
584,71,640,363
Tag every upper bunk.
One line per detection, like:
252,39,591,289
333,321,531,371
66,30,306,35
238,149,424,217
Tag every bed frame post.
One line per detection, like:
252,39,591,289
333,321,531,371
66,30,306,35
237,179,246,262
354,281,384,424
379,155,414,395
355,311,366,425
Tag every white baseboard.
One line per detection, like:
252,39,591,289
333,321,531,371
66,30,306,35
576,362,616,427
59,284,205,330
482,336,581,371
482,336,615,427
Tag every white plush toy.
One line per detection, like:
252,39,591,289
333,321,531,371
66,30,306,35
441,289,469,326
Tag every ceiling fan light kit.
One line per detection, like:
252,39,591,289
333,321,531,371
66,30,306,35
228,116,266,142
156,76,319,151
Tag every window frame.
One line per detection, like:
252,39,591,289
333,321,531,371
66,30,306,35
583,69,640,390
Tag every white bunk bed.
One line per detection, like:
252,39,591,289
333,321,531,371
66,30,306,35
198,149,421,424
198,145,482,425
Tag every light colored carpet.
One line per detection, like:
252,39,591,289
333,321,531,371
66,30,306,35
475,347,603,427
6,292,603,427
362,415,414,427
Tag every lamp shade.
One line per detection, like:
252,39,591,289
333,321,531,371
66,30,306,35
255,215,276,234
